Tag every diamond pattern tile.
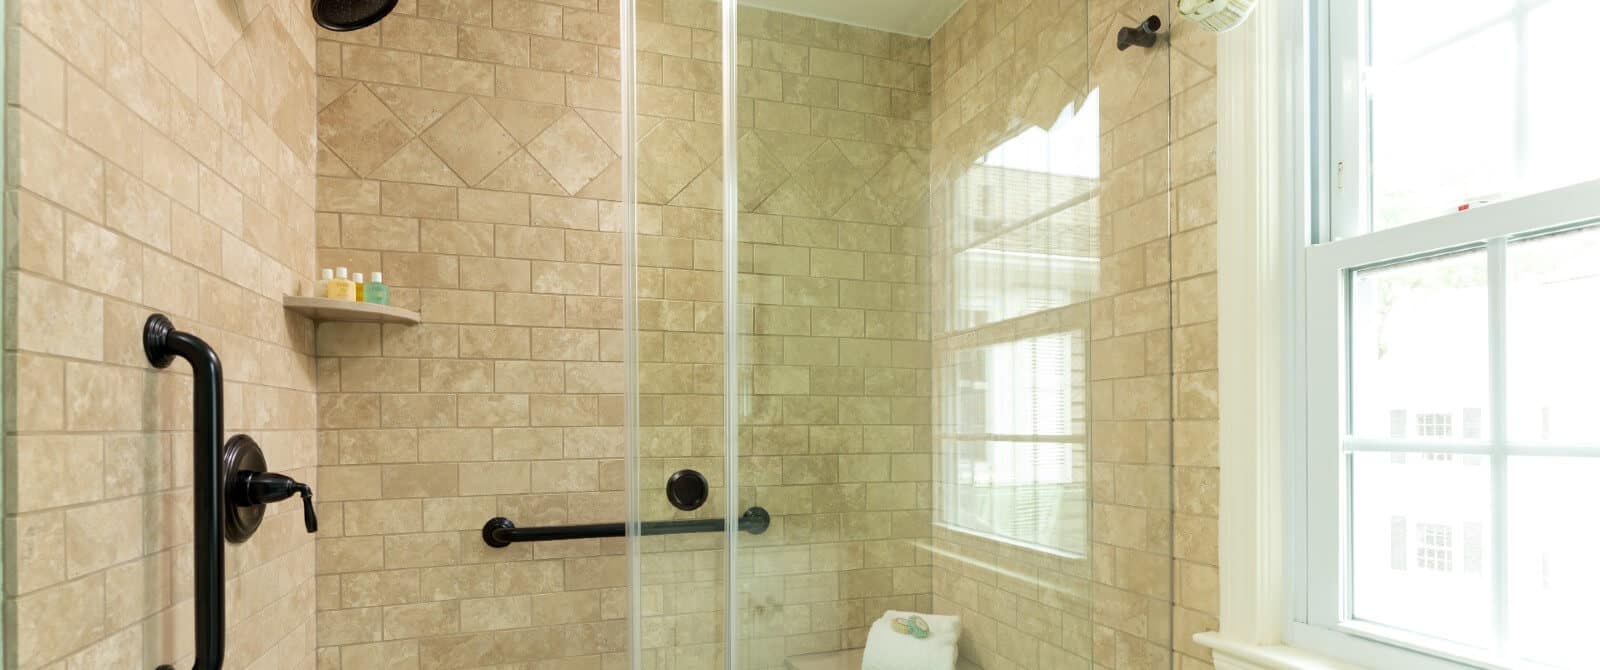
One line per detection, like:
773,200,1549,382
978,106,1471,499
479,98,567,144
422,99,520,185
372,138,466,187
791,141,875,217
478,150,568,195
638,124,706,205
370,84,466,133
528,111,618,196
738,132,791,211
318,84,414,176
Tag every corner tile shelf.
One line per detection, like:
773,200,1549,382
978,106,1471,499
283,296,421,325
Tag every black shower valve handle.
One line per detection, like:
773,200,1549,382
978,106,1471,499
240,471,319,534
297,484,318,534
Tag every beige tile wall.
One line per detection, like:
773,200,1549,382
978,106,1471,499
926,0,1219,668
730,6,935,669
310,0,631,668
3,0,321,668
1166,5,1220,668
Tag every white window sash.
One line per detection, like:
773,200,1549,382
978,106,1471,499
1304,178,1600,663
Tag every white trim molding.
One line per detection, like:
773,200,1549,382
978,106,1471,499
1197,634,1362,670
1213,0,1286,647
1200,0,1363,667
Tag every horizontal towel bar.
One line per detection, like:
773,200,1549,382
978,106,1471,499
482,506,770,547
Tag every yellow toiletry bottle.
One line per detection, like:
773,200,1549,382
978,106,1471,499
327,267,357,301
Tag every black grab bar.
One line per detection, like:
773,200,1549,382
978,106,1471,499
145,314,225,670
482,506,771,547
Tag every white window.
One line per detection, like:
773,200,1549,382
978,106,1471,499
1416,413,1454,438
1297,1,1600,668
1415,523,1455,573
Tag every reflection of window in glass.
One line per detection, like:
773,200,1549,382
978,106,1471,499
940,332,1087,556
1416,523,1455,572
945,91,1100,333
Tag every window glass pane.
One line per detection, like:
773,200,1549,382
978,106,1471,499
1506,223,1600,444
1364,0,1600,232
1508,456,1600,668
1350,451,1493,646
1350,251,1488,439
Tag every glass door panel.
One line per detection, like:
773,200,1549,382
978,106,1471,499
631,0,732,667
625,0,1179,668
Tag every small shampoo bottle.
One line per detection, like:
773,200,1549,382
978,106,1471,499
315,268,333,297
327,267,356,301
353,273,366,302
364,272,390,305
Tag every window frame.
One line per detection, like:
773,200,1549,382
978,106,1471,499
1300,178,1600,670
1297,0,1600,664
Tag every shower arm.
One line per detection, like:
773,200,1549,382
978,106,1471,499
145,314,226,670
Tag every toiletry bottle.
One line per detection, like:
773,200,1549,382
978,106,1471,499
364,272,390,305
327,267,357,301
353,272,366,302
315,268,334,297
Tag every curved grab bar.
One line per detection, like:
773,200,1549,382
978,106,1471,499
482,506,771,547
145,314,225,670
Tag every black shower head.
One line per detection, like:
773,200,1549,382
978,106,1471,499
312,0,398,32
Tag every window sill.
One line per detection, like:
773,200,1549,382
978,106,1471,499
1194,633,1367,670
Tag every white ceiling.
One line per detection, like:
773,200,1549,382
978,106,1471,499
742,0,964,37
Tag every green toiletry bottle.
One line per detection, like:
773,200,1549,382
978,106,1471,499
364,271,390,305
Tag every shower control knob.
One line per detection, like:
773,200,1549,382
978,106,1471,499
222,434,319,542
666,469,710,511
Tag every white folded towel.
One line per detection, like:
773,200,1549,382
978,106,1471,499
861,610,961,670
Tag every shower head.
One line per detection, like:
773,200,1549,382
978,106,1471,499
311,0,398,32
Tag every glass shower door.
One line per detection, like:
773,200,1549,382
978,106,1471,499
728,3,947,668
626,0,1181,668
